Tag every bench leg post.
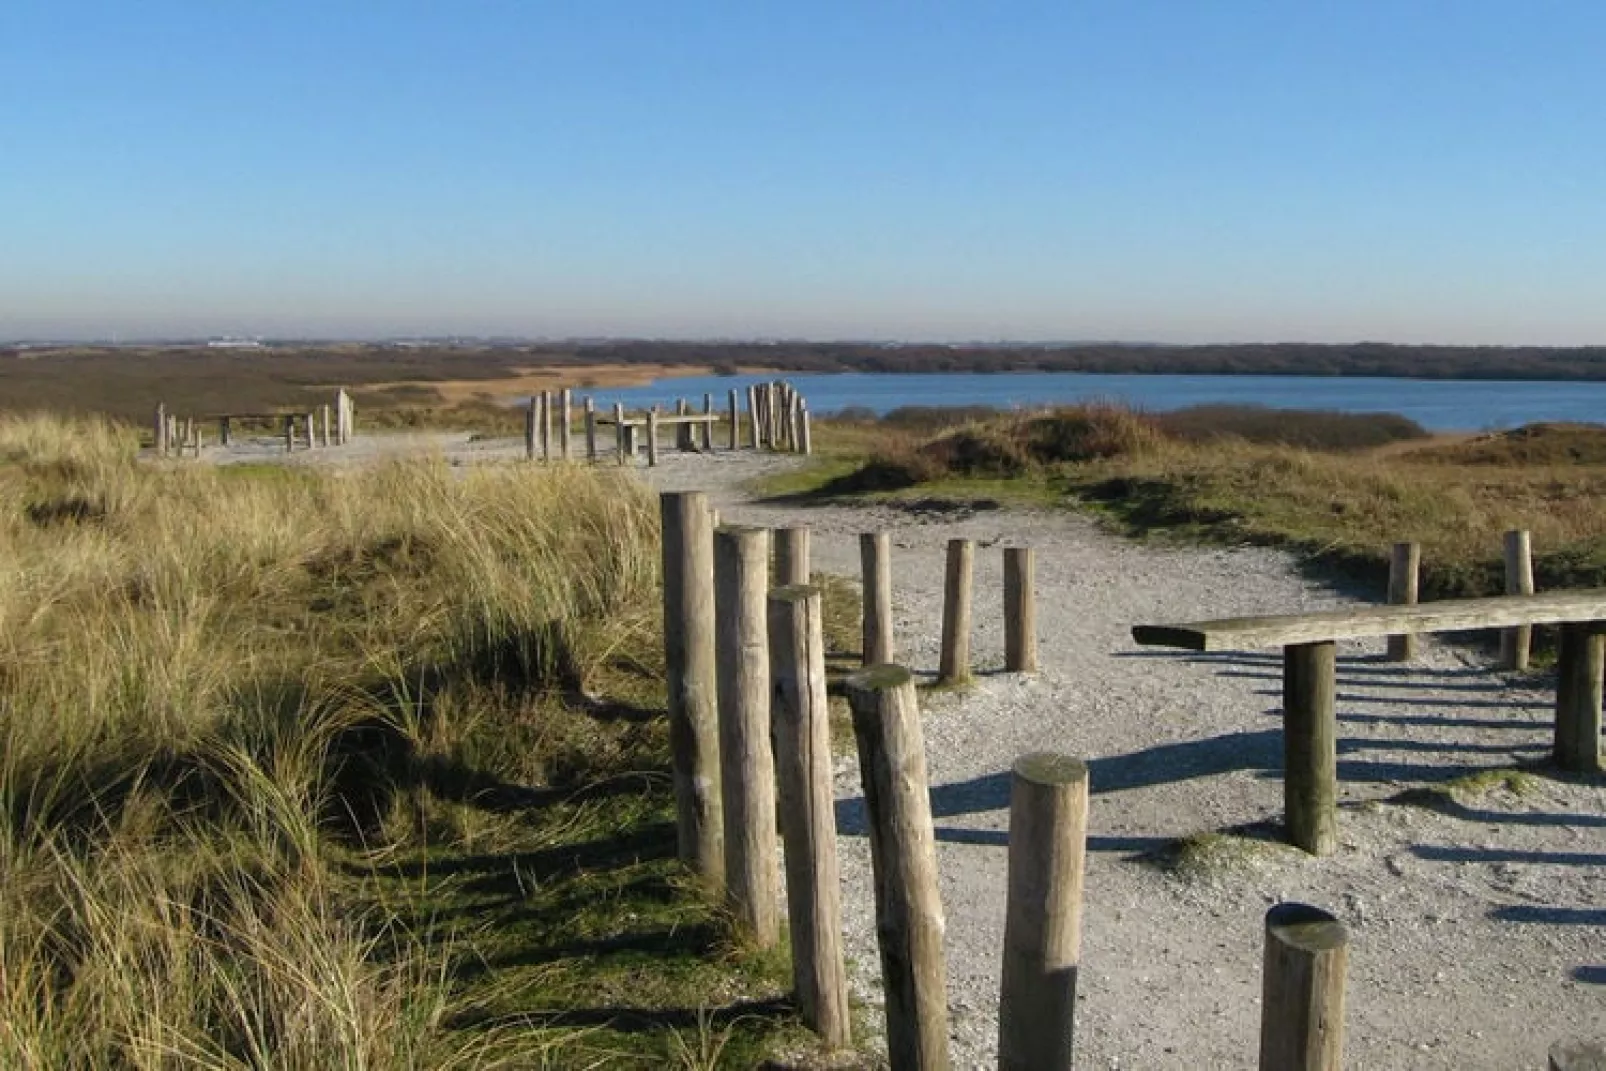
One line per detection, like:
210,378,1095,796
1554,624,1604,774
1283,641,1338,856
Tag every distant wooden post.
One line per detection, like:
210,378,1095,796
1554,623,1605,774
1004,547,1038,672
1501,529,1535,670
524,398,537,461
557,387,571,460
998,753,1089,1071
335,389,350,445
768,585,852,1048
1550,1039,1606,1070
1283,641,1338,855
304,411,316,450
283,415,294,453
154,404,167,455
646,408,661,467
861,532,895,666
584,396,598,461
845,665,950,1071
539,390,552,461
728,387,740,450
220,416,231,447
714,526,779,947
938,539,973,685
166,414,178,453
775,526,811,586
320,404,331,447
800,402,813,455
1259,902,1348,1071
661,492,724,887
747,384,761,449
701,392,714,451
613,402,627,464
1385,541,1420,661
675,398,692,451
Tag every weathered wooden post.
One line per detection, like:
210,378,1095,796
845,665,950,1071
775,526,811,587
304,411,316,449
1554,623,1605,774
747,384,761,449
646,407,661,467
1385,541,1420,661
166,414,178,454
1004,547,1038,673
559,388,572,460
320,404,331,447
800,402,813,455
1283,641,1338,855
768,585,851,1048
524,397,538,461
335,389,350,445
702,392,714,451
220,416,231,448
613,402,627,465
283,415,295,453
676,398,692,451
714,526,779,947
154,404,168,455
539,390,552,461
998,753,1089,1071
1501,529,1535,670
861,531,895,665
1259,902,1348,1071
660,492,724,887
938,538,973,685
584,396,598,461
728,387,740,450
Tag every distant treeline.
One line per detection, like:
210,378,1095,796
6,340,1606,423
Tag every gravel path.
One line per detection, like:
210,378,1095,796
203,436,1604,1069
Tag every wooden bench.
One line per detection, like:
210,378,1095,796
1133,590,1606,854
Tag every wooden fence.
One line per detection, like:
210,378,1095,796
657,497,1602,1067
151,388,353,458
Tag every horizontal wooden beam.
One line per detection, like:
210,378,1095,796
1133,589,1606,652
595,415,720,428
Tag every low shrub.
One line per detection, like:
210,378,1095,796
1154,404,1428,450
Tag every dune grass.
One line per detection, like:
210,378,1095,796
0,412,829,1068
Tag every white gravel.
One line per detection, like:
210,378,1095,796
195,436,1605,1069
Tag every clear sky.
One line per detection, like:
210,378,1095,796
3,2,1602,343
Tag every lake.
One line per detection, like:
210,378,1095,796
579,371,1606,432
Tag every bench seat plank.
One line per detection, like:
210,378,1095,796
1133,589,1606,652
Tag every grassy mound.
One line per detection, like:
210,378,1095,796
0,413,818,1067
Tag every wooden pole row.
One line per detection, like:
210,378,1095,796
1388,529,1540,669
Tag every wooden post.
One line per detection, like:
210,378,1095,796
559,388,572,460
747,384,761,449
676,398,692,451
154,404,167,455
728,387,740,450
524,398,538,461
1004,547,1038,673
1385,541,1420,661
283,415,295,453
660,492,724,886
861,531,895,666
1554,623,1604,774
714,526,778,947
1550,1039,1606,1070
702,392,714,451
845,665,950,1071
1259,902,1348,1071
539,391,552,461
938,539,973,685
613,402,627,465
1283,641,1338,855
768,585,851,1048
998,753,1089,1071
304,411,316,449
800,402,813,455
584,397,597,461
1501,529,1535,671
320,404,331,447
220,416,231,447
646,408,661,467
775,526,811,587
335,389,350,445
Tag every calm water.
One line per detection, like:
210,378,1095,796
580,372,1606,432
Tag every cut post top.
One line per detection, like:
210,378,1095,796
845,663,913,693
1265,901,1348,952
1013,752,1088,787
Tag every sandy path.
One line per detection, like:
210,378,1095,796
198,435,1604,1069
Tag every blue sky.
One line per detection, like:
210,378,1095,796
2,2,1602,343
